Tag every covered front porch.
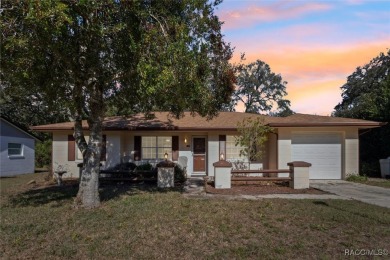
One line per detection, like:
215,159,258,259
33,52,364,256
103,131,278,179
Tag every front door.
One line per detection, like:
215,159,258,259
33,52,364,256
193,137,206,173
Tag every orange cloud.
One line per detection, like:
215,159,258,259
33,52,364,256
219,1,332,29
238,39,389,79
230,39,389,115
286,78,345,115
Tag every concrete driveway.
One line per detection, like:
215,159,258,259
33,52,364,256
310,180,390,209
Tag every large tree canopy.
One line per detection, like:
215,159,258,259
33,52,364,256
1,0,235,208
225,59,291,115
334,50,390,121
334,50,390,176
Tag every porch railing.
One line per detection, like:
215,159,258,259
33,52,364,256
231,169,291,182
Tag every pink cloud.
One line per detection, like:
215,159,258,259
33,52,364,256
219,1,332,29
230,38,389,115
276,23,334,40
232,38,390,76
345,0,366,5
354,11,390,21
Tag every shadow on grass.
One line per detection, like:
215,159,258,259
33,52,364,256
6,180,184,207
313,201,329,206
7,182,79,207
99,180,184,202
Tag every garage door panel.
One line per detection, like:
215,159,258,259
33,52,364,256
292,133,342,179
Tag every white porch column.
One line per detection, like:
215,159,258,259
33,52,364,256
213,160,232,189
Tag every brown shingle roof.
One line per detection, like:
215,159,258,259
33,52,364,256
30,112,385,132
270,113,385,127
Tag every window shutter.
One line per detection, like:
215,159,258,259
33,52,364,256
219,135,226,160
68,135,75,161
172,136,179,161
100,135,107,161
134,136,141,161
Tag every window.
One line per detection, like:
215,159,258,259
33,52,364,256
8,143,23,156
226,136,245,160
142,136,172,160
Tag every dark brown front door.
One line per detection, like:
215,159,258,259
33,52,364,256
193,137,206,172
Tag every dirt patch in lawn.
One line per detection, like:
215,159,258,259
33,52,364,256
205,181,327,195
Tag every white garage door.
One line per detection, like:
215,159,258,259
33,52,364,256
292,132,342,179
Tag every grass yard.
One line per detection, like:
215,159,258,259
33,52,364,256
1,173,390,259
347,176,390,189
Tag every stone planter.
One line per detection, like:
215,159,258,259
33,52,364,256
157,160,175,188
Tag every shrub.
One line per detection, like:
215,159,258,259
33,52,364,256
135,163,156,179
361,161,381,178
346,174,368,182
135,163,154,171
35,139,52,168
174,165,186,183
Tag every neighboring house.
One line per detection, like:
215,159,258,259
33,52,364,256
1,117,40,177
31,112,384,180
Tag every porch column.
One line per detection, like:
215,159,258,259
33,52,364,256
213,160,232,189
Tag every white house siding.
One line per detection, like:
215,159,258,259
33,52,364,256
105,133,122,169
178,132,193,177
52,132,122,178
52,133,78,178
0,120,35,176
344,129,359,177
207,134,219,177
277,128,292,171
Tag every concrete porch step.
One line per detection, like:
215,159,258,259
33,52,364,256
184,177,205,194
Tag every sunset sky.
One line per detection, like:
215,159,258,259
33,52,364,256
215,0,390,115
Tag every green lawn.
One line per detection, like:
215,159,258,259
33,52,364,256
1,173,390,259
357,179,390,188
346,175,390,189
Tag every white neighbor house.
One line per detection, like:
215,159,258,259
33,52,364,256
31,112,384,179
1,117,39,177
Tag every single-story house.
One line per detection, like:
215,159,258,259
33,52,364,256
31,112,384,180
1,117,40,177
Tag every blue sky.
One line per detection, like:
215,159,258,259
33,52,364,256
215,0,390,115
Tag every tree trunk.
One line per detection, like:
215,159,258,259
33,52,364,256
74,121,102,208
73,83,104,208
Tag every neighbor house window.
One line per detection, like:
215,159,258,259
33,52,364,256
226,136,245,160
8,143,23,156
141,136,172,160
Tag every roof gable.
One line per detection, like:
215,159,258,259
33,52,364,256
1,117,41,141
